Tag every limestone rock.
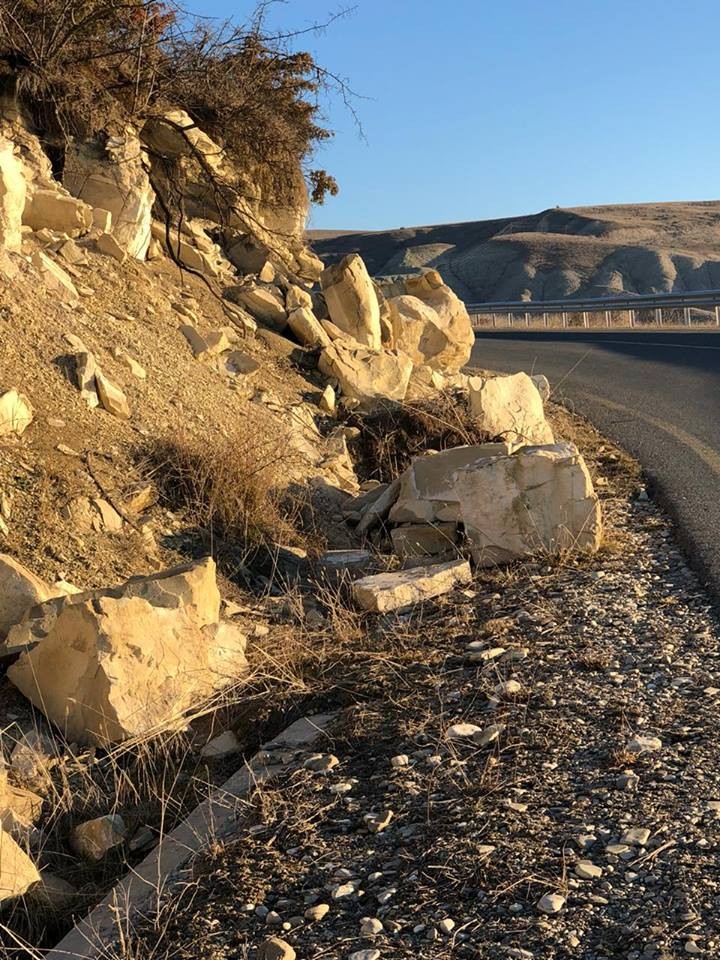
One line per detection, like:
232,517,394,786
95,231,126,262
0,554,53,637
0,825,41,901
64,135,154,259
95,371,130,419
179,325,232,360
320,254,382,349
112,346,146,379
403,270,474,372
454,443,602,566
532,373,551,402
0,389,33,437
468,372,554,446
352,559,472,613
288,307,331,349
286,284,313,311
92,208,112,232
227,284,287,331
71,814,126,861
31,251,79,302
224,351,260,377
23,189,92,237
389,443,510,524
6,560,244,744
29,871,77,910
258,938,296,960
57,238,87,266
0,139,26,252
318,341,413,406
319,384,336,414
74,351,99,408
387,295,456,370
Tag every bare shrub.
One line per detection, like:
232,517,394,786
141,427,304,558
347,392,492,483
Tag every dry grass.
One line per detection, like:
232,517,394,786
140,427,306,564
346,392,492,483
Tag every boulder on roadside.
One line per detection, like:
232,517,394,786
320,254,382,349
389,444,511,524
318,341,413,406
467,371,554,446
6,559,245,744
387,295,455,370
0,389,33,437
352,559,472,612
403,270,474,372
454,442,602,565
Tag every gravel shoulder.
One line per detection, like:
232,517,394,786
121,407,720,960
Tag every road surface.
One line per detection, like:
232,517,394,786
472,330,720,597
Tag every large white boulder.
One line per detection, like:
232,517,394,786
320,254,382,349
319,341,413,406
0,139,26,252
63,135,154,259
468,371,554,446
454,442,602,566
386,295,453,369
6,559,247,745
404,270,474,373
389,443,511,523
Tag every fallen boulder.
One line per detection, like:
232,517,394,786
387,295,455,370
467,372,554,446
352,558,472,612
6,559,247,745
453,442,602,565
403,270,474,372
320,254,382,349
288,307,331,349
318,341,413,406
389,444,510,524
226,284,287,331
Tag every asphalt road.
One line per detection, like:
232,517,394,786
472,330,720,597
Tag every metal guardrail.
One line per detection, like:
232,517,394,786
468,288,720,328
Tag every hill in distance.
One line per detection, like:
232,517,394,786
309,200,720,304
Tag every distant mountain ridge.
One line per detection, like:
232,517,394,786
309,201,720,303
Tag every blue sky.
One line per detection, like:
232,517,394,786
199,0,720,231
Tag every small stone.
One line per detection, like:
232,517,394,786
617,771,640,791
605,843,631,855
575,860,602,880
494,679,523,699
332,882,356,899
363,809,393,833
319,384,336,414
304,753,339,773
304,903,330,921
537,892,566,914
329,781,354,795
473,723,504,746
265,911,282,926
71,814,126,861
95,370,130,419
111,346,146,380
200,730,242,759
390,754,409,768
360,917,383,935
348,952,380,960
627,734,662,754
257,938,296,960
447,722,483,740
685,942,702,955
438,918,455,934
621,827,651,846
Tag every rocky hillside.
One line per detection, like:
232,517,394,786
310,201,720,303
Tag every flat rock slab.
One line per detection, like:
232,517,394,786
351,559,472,612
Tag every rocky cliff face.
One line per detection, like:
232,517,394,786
310,201,720,303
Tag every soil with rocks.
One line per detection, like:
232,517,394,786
113,412,720,960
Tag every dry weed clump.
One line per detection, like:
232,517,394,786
140,428,305,559
346,392,492,483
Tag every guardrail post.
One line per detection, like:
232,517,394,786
525,312,529,327
492,314,496,328
561,311,567,328
582,311,588,328
543,312,548,328
716,305,720,327
605,309,610,327
655,307,662,326
629,309,635,327
684,307,691,326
